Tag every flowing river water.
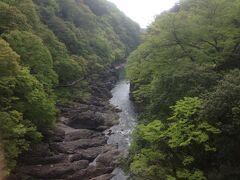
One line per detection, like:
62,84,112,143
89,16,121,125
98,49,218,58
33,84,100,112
106,68,137,179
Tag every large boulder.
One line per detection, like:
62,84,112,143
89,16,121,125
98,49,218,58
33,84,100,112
65,129,102,141
67,110,104,130
50,136,107,153
90,173,114,180
68,165,114,180
96,149,122,168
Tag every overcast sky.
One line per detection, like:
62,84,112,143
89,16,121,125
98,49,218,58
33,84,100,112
108,0,179,28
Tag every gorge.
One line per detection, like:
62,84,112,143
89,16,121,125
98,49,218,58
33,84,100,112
0,0,141,179
9,67,136,180
1,0,240,180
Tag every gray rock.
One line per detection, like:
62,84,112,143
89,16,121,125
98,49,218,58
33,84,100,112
50,137,107,153
90,174,114,180
73,160,89,170
22,154,67,165
96,149,122,168
67,110,104,130
18,163,74,179
68,165,114,180
65,129,101,141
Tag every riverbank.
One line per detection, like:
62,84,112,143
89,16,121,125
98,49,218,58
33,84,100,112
9,67,126,180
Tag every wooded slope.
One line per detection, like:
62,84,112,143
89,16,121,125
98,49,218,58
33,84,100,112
0,0,140,173
127,0,240,179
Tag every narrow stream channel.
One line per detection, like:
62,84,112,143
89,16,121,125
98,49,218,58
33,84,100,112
107,68,137,180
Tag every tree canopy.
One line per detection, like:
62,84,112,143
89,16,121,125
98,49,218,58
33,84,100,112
127,0,240,179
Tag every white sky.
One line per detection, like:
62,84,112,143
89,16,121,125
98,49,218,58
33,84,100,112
108,0,179,28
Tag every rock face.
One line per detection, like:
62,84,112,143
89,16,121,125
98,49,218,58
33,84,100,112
9,68,124,180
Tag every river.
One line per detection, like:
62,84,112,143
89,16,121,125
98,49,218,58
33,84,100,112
106,68,137,180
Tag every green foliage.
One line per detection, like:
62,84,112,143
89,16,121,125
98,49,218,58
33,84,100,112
169,97,202,121
35,25,69,62
3,30,58,88
199,70,240,179
0,35,57,132
46,16,87,55
85,0,141,53
14,68,57,131
0,1,30,33
0,38,20,110
3,0,41,28
0,111,41,171
37,0,140,63
0,38,46,171
0,37,20,77
55,56,86,84
127,0,240,179
127,0,240,119
201,70,240,128
129,98,220,180
167,98,220,149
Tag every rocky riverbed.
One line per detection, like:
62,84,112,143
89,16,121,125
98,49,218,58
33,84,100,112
9,68,126,180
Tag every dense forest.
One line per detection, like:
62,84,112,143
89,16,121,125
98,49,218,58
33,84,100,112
127,0,240,179
0,0,140,175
